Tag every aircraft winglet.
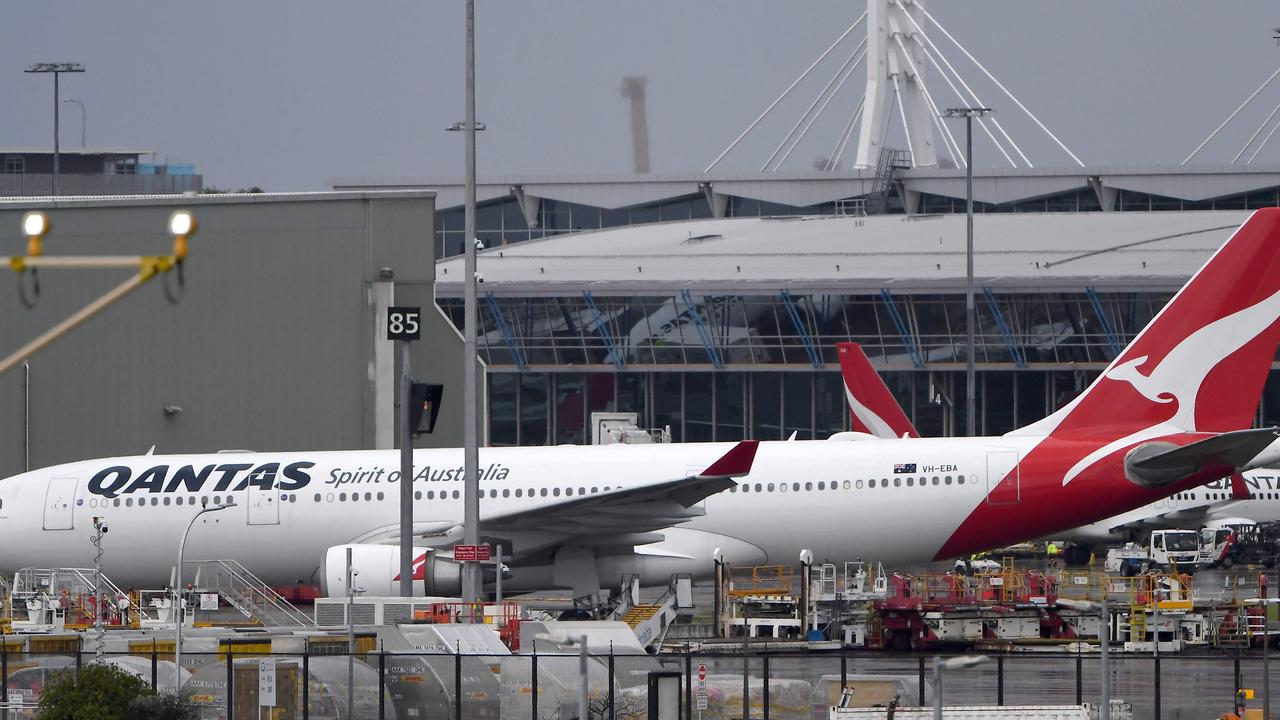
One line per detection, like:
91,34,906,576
699,440,760,479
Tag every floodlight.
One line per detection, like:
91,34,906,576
168,210,196,237
21,211,48,239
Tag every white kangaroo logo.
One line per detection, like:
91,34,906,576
844,383,896,439
1062,285,1280,485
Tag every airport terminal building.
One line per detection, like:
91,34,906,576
338,165,1280,447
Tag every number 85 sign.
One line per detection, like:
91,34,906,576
387,306,422,341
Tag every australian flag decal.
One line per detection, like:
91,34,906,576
893,463,917,474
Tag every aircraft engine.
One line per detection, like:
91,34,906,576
321,544,462,598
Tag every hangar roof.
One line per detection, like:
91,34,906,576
435,210,1253,297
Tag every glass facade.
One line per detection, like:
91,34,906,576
436,289,1280,445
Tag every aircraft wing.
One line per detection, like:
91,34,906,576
351,441,760,560
1105,504,1215,534
480,440,759,538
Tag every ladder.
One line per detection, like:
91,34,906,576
866,147,909,215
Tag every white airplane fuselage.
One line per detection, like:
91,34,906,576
0,432,1222,592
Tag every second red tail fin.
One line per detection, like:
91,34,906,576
836,342,920,439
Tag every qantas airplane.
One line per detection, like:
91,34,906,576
5,210,1280,599
836,332,1280,564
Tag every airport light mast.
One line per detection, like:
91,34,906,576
943,107,991,436
24,62,85,196
461,0,482,605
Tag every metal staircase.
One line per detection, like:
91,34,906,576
865,147,909,215
11,567,134,625
188,559,315,628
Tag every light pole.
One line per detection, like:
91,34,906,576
1058,598,1110,720
456,0,484,605
90,516,107,658
931,655,987,720
25,63,85,196
943,107,991,437
174,500,235,690
62,99,85,147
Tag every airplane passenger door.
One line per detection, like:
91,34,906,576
43,476,78,530
247,484,280,525
985,451,1021,505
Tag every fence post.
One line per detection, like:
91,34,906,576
997,655,1004,706
1153,654,1161,720
2,645,8,720
454,650,463,720
608,645,615,720
685,652,693,720
762,651,770,720
303,649,310,720
840,644,847,691
1235,654,1243,701
378,651,386,720
918,657,925,705
743,649,750,720
226,649,234,720
151,644,158,691
1075,653,1083,705
531,649,539,720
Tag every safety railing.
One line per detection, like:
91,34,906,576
187,559,314,628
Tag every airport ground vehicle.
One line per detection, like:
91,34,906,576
1104,530,1201,576
1199,522,1280,569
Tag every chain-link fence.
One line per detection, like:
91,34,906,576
1,647,1277,719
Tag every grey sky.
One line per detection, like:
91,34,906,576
3,2,1278,191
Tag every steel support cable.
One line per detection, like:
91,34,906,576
916,30,1013,166
1183,65,1280,166
705,12,866,172
920,5,1086,167
763,39,867,171
891,32,964,167
1247,110,1280,164
828,97,866,170
773,47,868,170
1232,98,1280,164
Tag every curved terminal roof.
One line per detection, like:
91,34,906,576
435,210,1252,297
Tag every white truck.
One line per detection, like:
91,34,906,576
1103,529,1200,576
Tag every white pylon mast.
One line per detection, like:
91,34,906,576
855,0,937,168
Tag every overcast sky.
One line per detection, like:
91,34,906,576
3,2,1279,190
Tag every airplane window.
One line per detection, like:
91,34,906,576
817,482,825,491
113,499,120,507
933,477,940,485
906,478,914,487
780,484,788,493
152,498,159,506
540,489,548,497
363,492,371,501
843,480,852,490
767,483,776,492
225,495,234,505
754,483,762,492
376,492,384,501
945,476,952,485
164,497,171,506
451,490,459,499
428,491,435,500
414,491,421,500
855,480,864,489
515,489,523,497
339,493,347,501
126,498,133,507
804,482,812,491
592,486,599,493
502,489,510,498
353,494,360,502
894,478,901,487
289,495,297,503
957,476,965,485
553,488,561,497
792,483,801,492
